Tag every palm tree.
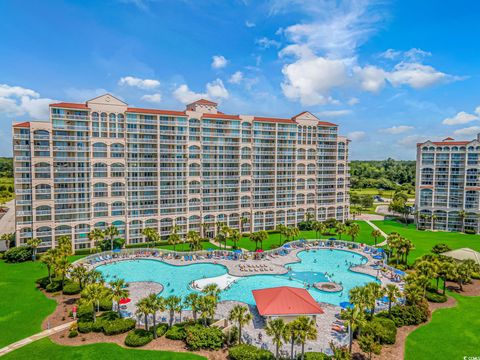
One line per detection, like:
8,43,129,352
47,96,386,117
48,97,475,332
202,283,221,302
240,217,249,234
347,223,360,242
257,230,268,250
283,321,299,360
384,284,401,315
201,223,211,239
228,305,252,345
146,294,164,338
294,316,318,360
136,297,152,331
57,235,73,256
335,223,347,240
371,229,382,246
27,238,42,261
341,306,366,353
184,293,201,321
165,295,182,327
459,210,466,233
85,269,104,286
366,282,384,316
168,224,181,251
41,250,56,283
110,278,129,314
249,232,259,250
88,228,105,252
265,318,286,360
230,229,241,250
198,295,216,326
69,265,89,289
142,228,159,247
430,214,437,230
0,233,14,250
81,283,108,322
312,221,326,241
56,256,71,288
186,230,201,251
104,225,119,250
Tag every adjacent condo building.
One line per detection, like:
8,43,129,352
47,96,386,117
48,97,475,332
13,94,350,250
416,135,480,233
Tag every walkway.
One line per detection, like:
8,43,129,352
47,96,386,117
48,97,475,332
0,321,74,356
365,220,388,246
0,199,15,236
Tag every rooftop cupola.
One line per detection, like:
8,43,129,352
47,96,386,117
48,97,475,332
186,99,218,114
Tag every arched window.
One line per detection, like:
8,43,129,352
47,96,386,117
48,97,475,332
93,183,108,198
93,143,107,158
94,202,108,217
111,143,124,158
93,163,107,178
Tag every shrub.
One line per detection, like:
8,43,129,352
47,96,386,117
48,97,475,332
425,290,447,303
77,321,93,333
100,311,120,321
91,319,104,332
377,302,429,327
4,246,32,263
185,324,224,350
155,323,169,337
35,276,51,289
68,330,78,338
165,324,187,340
125,329,153,347
77,305,94,322
63,282,81,295
224,325,239,347
431,243,451,254
103,318,136,336
228,344,275,360
297,353,331,360
45,280,63,293
465,229,476,235
99,297,113,311
363,317,397,345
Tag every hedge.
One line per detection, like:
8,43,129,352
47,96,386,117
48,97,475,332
78,321,94,333
62,282,81,295
297,353,331,360
185,324,224,350
363,317,397,344
103,318,136,335
125,329,153,347
4,246,32,263
376,302,429,327
77,305,94,322
165,324,187,340
426,290,447,303
155,323,169,337
228,344,275,360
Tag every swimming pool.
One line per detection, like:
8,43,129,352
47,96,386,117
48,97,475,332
96,249,378,306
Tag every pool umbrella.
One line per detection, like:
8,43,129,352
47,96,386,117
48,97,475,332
329,238,337,240
207,248,215,251
256,249,264,253
283,244,291,248
394,269,405,276
339,301,353,309
373,255,383,260
379,296,389,303
119,298,131,305
233,249,242,253
113,248,121,253
377,248,384,253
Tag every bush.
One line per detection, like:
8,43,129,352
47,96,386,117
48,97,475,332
45,280,63,293
103,318,136,336
77,305,94,322
363,317,397,345
4,246,32,263
92,319,104,332
35,276,51,289
155,323,169,337
125,329,153,347
100,311,120,321
185,324,224,350
62,282,81,295
77,321,93,333
228,344,275,360
68,330,78,338
465,229,476,235
224,325,239,347
165,324,187,340
426,290,447,303
297,353,331,360
377,302,429,327
99,297,113,311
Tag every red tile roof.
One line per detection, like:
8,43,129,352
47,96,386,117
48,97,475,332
126,107,187,116
291,111,338,126
190,99,218,106
431,141,470,146
254,116,296,124
13,122,30,128
252,287,324,316
202,113,240,120
49,102,89,109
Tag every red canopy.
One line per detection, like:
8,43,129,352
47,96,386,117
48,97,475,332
119,298,131,305
252,287,324,316
256,249,264,253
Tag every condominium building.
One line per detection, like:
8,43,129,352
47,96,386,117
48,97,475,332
416,135,480,233
13,94,350,251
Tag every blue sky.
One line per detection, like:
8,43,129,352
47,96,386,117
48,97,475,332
1,0,480,159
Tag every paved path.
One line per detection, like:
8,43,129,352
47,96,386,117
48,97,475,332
365,220,388,246
0,321,74,356
0,199,15,236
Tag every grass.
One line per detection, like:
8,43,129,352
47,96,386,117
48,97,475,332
157,241,220,251
0,260,56,348
405,292,480,360
372,219,480,262
350,188,397,199
2,338,205,359
224,220,379,250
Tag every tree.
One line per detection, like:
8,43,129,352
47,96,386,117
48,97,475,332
57,236,73,256
136,296,152,331
294,316,317,360
366,282,384,317
0,233,14,250
456,259,479,291
168,224,181,251
165,295,182,327
110,278,129,315
184,293,201,321
371,229,382,246
202,283,221,302
198,295,216,326
384,284,401,315
249,232,259,251
257,230,268,250
88,228,105,252
276,224,287,246
41,250,56,283
240,217,249,234
201,223,211,238
104,225,119,250
230,229,241,250
347,223,360,242
341,306,365,353
56,256,71,288
142,228,159,247
459,210,466,233
81,283,108,323
431,243,451,255
388,191,411,225
228,305,252,345
69,265,89,289
265,318,286,360
336,223,347,240
186,230,201,251
27,238,42,261
146,293,164,337
358,334,381,360
312,221,326,241
329,341,352,360
283,321,299,360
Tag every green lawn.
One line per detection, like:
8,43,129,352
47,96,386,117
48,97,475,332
225,220,378,250
157,241,220,251
405,292,480,360
0,260,56,348
372,220,480,262
2,338,205,359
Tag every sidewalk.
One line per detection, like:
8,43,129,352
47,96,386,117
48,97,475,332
0,321,74,356
365,220,388,246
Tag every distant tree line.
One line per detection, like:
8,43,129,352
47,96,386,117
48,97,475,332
0,157,13,178
350,158,415,190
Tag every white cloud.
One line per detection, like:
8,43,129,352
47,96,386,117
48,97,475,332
118,76,160,89
387,62,450,89
355,65,387,92
380,48,431,61
211,55,228,69
347,97,359,106
453,126,480,137
397,135,430,147
317,109,352,117
64,88,109,101
141,93,162,103
173,79,229,104
379,49,402,60
347,131,366,141
442,111,479,125
380,125,414,134
229,71,244,84
0,84,55,119
245,20,256,28
256,37,281,49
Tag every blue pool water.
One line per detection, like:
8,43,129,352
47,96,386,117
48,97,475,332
97,249,378,306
